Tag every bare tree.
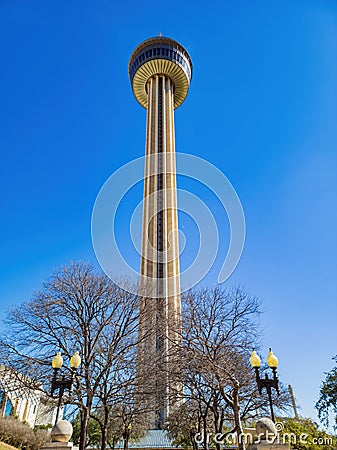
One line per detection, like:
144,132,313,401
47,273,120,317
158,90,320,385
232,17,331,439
165,400,207,450
166,286,290,450
91,358,151,450
0,262,142,450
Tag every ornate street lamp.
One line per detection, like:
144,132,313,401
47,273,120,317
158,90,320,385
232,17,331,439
51,351,81,425
249,348,280,423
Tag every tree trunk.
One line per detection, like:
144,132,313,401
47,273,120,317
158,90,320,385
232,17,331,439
233,385,245,450
100,407,109,450
123,436,129,450
190,430,199,450
214,413,221,450
202,415,209,450
107,438,116,450
101,427,107,450
79,406,90,450
213,401,223,450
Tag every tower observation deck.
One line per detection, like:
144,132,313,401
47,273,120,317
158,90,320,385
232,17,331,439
129,37,192,429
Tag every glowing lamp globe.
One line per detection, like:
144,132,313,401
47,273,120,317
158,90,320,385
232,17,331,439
52,352,63,369
249,350,261,368
70,351,81,369
267,348,279,368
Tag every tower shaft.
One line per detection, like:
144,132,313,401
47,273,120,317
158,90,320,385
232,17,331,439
141,75,180,301
139,74,181,428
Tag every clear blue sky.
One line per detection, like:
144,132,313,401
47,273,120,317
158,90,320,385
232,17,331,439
1,0,337,426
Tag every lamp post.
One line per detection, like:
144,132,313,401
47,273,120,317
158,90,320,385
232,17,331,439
249,348,280,423
51,351,81,425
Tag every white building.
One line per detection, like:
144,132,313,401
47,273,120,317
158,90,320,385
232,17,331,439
0,365,59,428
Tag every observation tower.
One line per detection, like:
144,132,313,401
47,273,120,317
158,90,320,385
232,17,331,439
129,36,192,428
